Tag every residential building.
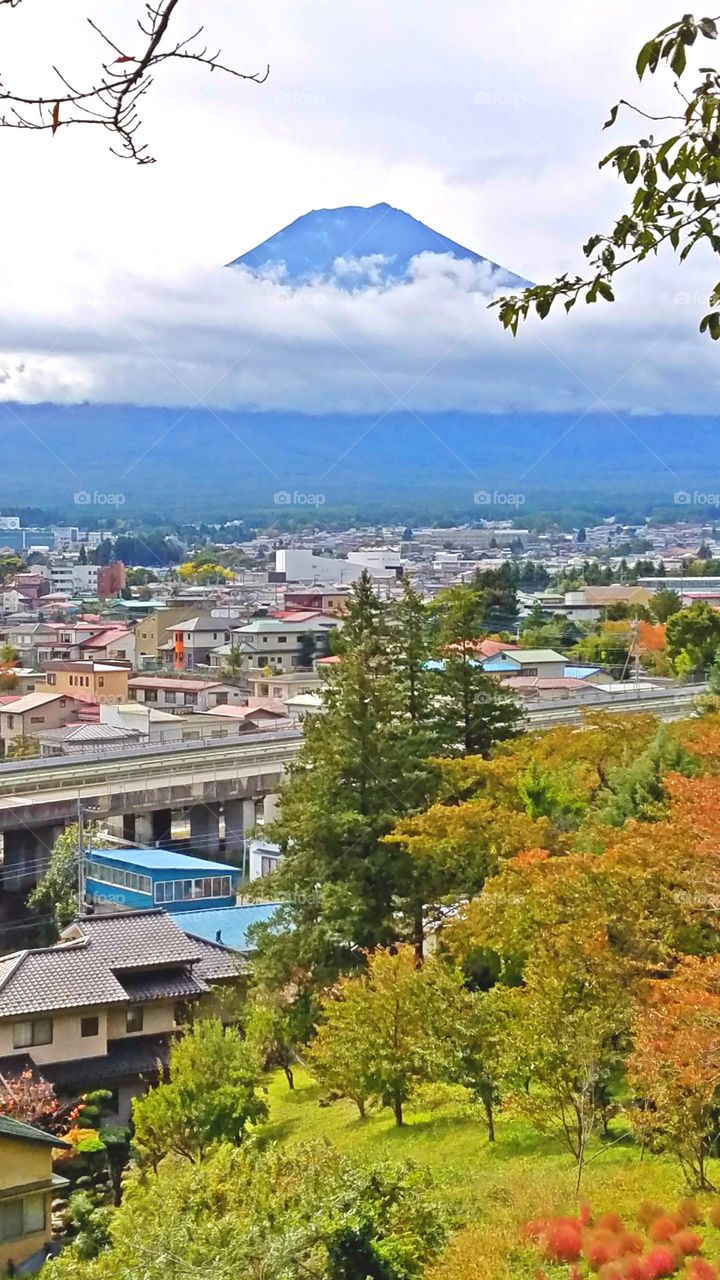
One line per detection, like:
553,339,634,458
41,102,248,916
233,615,337,674
166,616,235,670
246,670,322,703
0,692,83,756
36,661,130,704
127,676,246,713
134,606,198,668
36,722,145,757
0,1116,70,1275
48,562,125,600
79,626,136,665
205,703,289,728
84,848,239,913
482,648,569,680
283,589,351,614
0,910,244,1121
100,703,251,745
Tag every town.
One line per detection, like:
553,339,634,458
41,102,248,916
6,2,720,1279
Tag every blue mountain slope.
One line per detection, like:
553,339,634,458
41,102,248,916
228,202,528,288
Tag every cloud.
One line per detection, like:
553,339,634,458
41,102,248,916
0,247,715,420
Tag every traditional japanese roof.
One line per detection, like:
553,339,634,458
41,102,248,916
0,1114,71,1149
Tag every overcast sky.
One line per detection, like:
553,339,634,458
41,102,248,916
0,0,717,417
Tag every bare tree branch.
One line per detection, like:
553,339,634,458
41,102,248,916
0,0,269,163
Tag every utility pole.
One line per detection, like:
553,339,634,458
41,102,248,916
77,797,85,915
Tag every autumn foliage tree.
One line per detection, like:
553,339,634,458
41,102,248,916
630,956,720,1189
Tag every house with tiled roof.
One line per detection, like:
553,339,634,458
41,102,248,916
0,910,245,1122
0,1116,71,1274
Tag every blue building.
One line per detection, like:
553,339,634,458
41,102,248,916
84,847,239,914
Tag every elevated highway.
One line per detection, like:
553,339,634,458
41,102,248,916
0,729,303,889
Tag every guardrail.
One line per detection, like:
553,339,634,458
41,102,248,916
0,729,303,797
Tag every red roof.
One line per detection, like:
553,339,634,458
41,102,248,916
269,609,323,622
316,655,340,665
80,628,132,649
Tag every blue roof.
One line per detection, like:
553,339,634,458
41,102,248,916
177,903,279,951
86,846,236,875
564,665,601,679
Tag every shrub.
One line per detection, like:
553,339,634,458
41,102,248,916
643,1246,680,1279
672,1231,702,1257
639,1205,669,1229
650,1218,682,1244
540,1218,582,1263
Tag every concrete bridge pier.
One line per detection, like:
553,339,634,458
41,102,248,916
1,823,63,892
189,803,220,855
223,798,257,859
263,793,281,824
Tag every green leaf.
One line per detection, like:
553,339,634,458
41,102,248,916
699,17,718,39
597,281,615,302
670,38,688,77
636,38,661,79
603,103,620,130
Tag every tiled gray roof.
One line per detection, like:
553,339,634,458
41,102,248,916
0,941,128,1016
0,912,207,1019
72,910,202,969
120,970,207,1002
191,936,249,982
47,1033,172,1089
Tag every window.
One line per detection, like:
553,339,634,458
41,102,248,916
523,667,538,676
145,689,157,702
85,860,152,897
30,716,44,724
184,693,197,706
211,730,227,739
164,691,177,704
126,1007,144,1033
154,875,231,904
46,672,56,685
98,676,104,688
13,1017,53,1048
81,1016,99,1038
278,636,287,644
0,1199,24,1243
261,855,279,876
214,693,228,705
7,715,13,729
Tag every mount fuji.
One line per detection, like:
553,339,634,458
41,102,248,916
228,201,528,289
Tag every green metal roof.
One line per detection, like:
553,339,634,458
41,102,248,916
0,1114,72,1148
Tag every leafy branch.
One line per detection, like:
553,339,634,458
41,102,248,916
493,13,720,339
0,0,269,163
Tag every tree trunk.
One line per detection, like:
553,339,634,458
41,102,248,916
283,1063,295,1090
393,1087,404,1127
483,1095,495,1143
413,907,424,962
356,1096,366,1120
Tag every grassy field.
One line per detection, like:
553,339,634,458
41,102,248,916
261,1068,720,1279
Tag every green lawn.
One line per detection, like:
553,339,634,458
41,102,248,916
260,1068,720,1279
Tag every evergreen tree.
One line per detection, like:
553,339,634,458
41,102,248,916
253,572,438,987
432,585,521,756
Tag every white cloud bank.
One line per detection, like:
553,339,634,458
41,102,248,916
0,249,716,419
